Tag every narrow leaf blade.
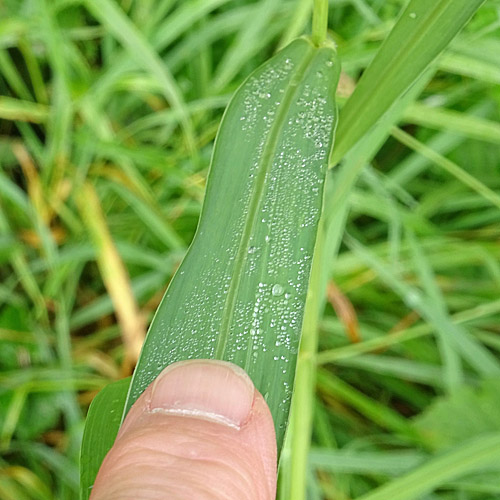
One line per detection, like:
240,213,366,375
357,433,500,500
331,0,486,164
80,378,130,500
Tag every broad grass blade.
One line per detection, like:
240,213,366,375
80,378,130,500
331,0,486,165
125,37,340,453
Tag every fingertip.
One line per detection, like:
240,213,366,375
96,360,278,500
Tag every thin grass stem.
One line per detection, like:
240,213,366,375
312,0,328,46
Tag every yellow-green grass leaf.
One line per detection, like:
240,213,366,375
0,97,48,123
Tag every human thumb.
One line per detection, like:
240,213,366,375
90,360,277,500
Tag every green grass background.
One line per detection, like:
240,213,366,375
1,0,500,499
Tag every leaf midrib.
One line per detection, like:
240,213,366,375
214,40,316,359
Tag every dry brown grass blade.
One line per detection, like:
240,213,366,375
327,281,361,343
13,142,69,246
389,311,420,335
77,182,145,374
337,71,356,99
12,142,49,222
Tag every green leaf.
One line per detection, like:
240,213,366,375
211,0,283,92
413,378,500,450
309,448,426,475
124,36,341,453
79,377,130,500
0,96,48,123
316,370,417,439
357,433,500,500
391,127,500,211
403,103,500,146
331,0,486,164
82,0,196,153
344,235,500,378
440,38,500,85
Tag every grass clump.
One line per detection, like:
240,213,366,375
1,1,500,499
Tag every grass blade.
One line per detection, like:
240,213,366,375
124,37,341,453
211,0,283,92
403,103,500,146
0,97,48,123
79,378,130,500
345,235,500,377
77,183,146,373
357,433,500,500
391,127,500,210
407,232,463,393
317,370,418,439
331,0,486,164
82,0,196,153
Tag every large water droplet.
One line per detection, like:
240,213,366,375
272,284,285,296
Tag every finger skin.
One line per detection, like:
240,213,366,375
90,361,277,500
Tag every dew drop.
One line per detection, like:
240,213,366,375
409,12,416,19
248,246,257,254
272,284,285,296
405,290,421,307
